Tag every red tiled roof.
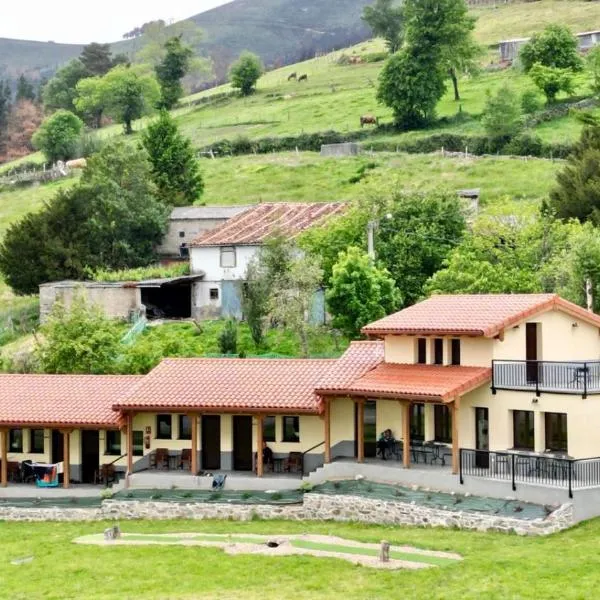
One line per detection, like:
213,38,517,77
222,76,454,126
0,375,142,428
115,358,337,414
342,364,491,402
189,202,347,247
362,294,600,338
316,341,384,394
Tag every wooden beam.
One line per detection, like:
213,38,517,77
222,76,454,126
402,402,411,469
356,399,365,463
126,412,133,486
62,430,70,489
255,414,264,478
324,398,331,464
190,414,198,475
0,429,7,488
451,401,459,475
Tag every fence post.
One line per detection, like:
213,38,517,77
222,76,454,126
583,362,588,399
568,461,573,499
511,453,516,492
459,449,464,485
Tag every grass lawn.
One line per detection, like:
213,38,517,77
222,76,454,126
2,518,600,599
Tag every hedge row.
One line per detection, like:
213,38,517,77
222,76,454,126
199,129,574,160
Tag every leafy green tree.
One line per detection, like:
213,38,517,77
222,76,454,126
80,42,114,76
42,59,89,112
588,46,600,97
377,48,446,127
229,51,263,96
156,36,194,109
481,85,523,140
0,80,11,155
75,76,107,128
141,110,203,206
36,294,121,374
32,110,84,162
0,141,168,294
520,24,583,73
326,247,401,339
362,0,404,54
16,75,35,102
529,63,574,103
100,65,160,134
550,115,600,223
240,259,270,349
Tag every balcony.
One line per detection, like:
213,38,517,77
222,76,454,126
492,360,600,397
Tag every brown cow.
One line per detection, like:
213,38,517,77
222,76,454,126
287,72,297,81
360,114,378,127
298,74,308,82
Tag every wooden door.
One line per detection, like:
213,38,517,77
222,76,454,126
81,430,99,484
201,416,221,470
354,401,377,458
526,323,539,383
233,416,253,471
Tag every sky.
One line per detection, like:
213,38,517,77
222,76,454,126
0,0,232,44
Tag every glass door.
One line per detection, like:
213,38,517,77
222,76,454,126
475,407,489,468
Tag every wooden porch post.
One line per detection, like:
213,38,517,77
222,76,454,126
324,398,331,464
356,399,365,463
256,414,264,477
402,402,411,469
451,400,459,475
0,429,7,488
190,414,198,475
126,412,133,486
62,430,71,489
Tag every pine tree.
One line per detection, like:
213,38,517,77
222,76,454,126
155,36,194,109
16,75,35,102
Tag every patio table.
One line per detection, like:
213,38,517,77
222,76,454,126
168,450,181,470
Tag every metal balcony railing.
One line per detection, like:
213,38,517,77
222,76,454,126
492,360,600,398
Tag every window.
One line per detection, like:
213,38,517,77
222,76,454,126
178,230,185,238
220,246,236,268
30,429,44,454
282,417,300,443
434,339,444,365
545,413,568,453
434,405,452,443
179,415,192,440
513,410,535,450
156,415,172,439
417,338,427,364
209,288,219,301
451,339,461,366
105,431,121,456
263,416,276,442
133,431,144,456
410,404,425,441
9,429,23,453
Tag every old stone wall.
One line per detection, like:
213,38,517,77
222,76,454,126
0,494,574,535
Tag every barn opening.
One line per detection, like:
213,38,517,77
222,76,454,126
138,276,202,320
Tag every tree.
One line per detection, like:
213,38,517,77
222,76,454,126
141,110,203,206
42,59,89,112
588,46,600,97
326,247,401,339
3,99,43,162
550,115,600,223
218,320,238,354
101,65,160,134
481,85,523,140
0,141,168,294
75,76,107,128
520,24,583,73
229,51,263,96
36,294,121,374
32,110,84,162
0,80,11,157
80,42,113,76
240,259,270,348
16,75,35,102
270,255,323,358
362,0,404,54
529,63,574,103
377,48,446,127
135,20,203,66
156,36,194,109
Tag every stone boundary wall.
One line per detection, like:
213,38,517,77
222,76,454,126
0,494,574,536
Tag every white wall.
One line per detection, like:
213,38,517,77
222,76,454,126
190,245,258,280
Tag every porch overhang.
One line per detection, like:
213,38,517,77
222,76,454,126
112,405,320,416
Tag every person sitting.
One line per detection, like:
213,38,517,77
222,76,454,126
377,429,396,460
262,441,274,468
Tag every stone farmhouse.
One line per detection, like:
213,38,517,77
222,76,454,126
4,294,600,521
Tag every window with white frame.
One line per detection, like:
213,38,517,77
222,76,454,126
220,246,236,268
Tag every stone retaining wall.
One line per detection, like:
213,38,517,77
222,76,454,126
0,494,574,535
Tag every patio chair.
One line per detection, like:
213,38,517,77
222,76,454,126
155,448,169,470
180,449,192,471
7,462,20,483
284,452,303,474
96,464,116,486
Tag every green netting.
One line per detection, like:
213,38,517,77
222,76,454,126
112,488,303,505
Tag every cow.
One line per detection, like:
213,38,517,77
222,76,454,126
350,56,363,65
298,74,308,82
287,72,297,81
65,158,87,169
360,114,378,127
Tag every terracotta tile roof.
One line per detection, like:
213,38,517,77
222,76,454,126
316,341,384,394
343,364,491,402
189,202,347,247
0,375,142,428
116,358,337,414
362,294,600,338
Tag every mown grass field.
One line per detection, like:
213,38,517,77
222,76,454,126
1,518,600,599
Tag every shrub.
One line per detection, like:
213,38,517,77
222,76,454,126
362,51,389,63
521,90,544,114
529,63,575,103
481,85,523,140
520,24,583,73
32,110,84,162
218,320,238,355
229,51,263,96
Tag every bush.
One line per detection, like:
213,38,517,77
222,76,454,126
503,133,544,157
76,132,105,158
362,51,389,63
520,24,583,73
529,63,575,103
229,51,263,96
481,85,523,140
521,90,544,115
218,320,238,354
32,110,84,162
